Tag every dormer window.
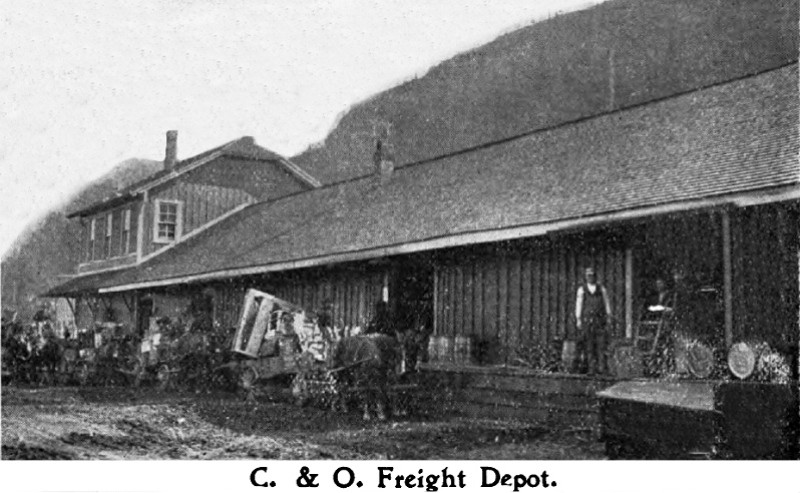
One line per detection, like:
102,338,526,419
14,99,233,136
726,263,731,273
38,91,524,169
154,199,182,243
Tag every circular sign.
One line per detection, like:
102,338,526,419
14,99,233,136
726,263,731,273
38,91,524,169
727,342,756,379
687,342,714,379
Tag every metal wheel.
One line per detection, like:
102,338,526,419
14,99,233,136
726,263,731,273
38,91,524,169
156,364,172,390
239,366,258,391
77,363,91,386
131,358,144,387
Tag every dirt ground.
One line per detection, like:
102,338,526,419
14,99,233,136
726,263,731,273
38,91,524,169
1,385,605,460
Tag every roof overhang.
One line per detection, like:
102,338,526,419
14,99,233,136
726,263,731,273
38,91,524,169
98,183,800,294
66,192,138,218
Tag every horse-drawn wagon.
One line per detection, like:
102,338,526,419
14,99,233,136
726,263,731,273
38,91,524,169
226,289,420,420
222,289,326,396
127,317,220,390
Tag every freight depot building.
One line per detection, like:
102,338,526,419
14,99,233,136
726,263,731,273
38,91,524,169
47,62,800,422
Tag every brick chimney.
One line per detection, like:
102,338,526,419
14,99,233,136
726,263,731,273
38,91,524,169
164,130,178,171
372,123,394,184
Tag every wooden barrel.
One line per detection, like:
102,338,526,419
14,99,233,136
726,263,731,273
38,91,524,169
454,336,472,365
427,337,439,362
438,336,453,364
561,340,577,373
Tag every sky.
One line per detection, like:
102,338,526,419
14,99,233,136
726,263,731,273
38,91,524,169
1,0,604,255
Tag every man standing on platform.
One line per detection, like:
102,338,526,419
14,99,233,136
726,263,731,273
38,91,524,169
575,267,613,375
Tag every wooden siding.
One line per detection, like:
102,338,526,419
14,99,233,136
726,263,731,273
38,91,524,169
267,268,387,332
145,181,253,256
419,364,612,426
185,156,308,202
212,282,248,330
732,204,799,354
434,237,626,362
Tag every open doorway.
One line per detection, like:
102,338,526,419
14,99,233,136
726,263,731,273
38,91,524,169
136,296,154,338
633,212,725,348
391,256,434,332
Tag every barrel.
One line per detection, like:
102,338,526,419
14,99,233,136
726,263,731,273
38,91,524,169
438,336,453,364
561,340,577,373
427,337,438,362
454,336,473,365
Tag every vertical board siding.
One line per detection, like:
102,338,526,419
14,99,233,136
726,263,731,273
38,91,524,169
531,251,542,343
465,263,475,336
508,255,522,356
520,254,532,346
439,236,626,354
433,267,441,336
147,181,252,256
252,268,386,333
483,259,498,341
474,262,484,340
497,255,509,359
733,205,798,351
542,248,552,344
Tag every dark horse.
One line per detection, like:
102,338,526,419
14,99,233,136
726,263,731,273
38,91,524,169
330,301,428,420
331,332,402,420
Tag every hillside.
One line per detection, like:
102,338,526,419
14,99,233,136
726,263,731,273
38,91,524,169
291,0,799,183
1,159,162,319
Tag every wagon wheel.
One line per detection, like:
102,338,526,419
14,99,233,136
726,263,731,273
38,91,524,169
291,372,310,407
131,358,145,388
156,364,172,391
239,366,258,390
239,366,258,402
77,362,91,386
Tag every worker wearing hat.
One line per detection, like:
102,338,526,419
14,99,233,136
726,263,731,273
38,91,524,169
575,267,612,375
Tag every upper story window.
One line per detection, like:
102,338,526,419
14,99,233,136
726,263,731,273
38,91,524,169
104,214,113,257
89,218,97,261
154,199,182,243
121,208,131,254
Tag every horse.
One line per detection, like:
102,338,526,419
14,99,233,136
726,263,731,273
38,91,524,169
329,301,431,420
1,326,31,385
28,332,63,386
331,332,403,420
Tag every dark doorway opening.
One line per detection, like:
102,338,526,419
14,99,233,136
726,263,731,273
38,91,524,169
137,296,153,338
391,256,434,332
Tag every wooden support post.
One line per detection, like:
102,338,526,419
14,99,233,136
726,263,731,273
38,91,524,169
624,247,634,339
100,296,113,317
721,209,734,349
121,293,134,314
66,297,78,321
85,297,97,321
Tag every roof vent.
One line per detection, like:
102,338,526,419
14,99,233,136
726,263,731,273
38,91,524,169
164,130,178,171
372,123,394,184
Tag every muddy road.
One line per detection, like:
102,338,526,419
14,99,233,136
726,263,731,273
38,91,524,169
1,386,604,460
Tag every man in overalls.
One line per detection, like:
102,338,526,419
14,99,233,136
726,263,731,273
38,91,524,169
575,267,612,375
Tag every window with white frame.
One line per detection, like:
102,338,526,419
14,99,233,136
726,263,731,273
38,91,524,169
154,200,182,243
105,213,113,258
122,208,131,254
89,218,96,261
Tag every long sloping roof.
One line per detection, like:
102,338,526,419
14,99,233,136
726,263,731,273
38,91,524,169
47,64,799,296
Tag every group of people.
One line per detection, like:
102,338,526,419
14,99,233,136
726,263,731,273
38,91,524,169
574,267,689,375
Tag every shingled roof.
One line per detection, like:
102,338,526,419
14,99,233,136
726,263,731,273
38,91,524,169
66,136,320,218
47,64,799,296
